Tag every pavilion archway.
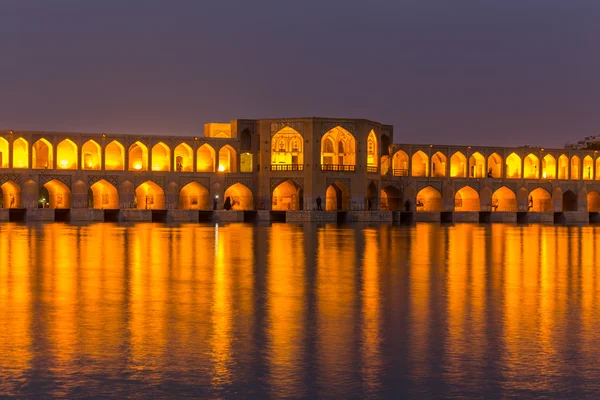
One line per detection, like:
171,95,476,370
583,156,593,180
431,151,446,177
320,126,356,168
129,141,148,171
325,180,350,211
380,185,402,211
558,155,569,179
492,186,516,212
135,181,165,210
523,153,539,179
455,186,480,211
0,181,21,208
570,156,580,180
392,150,409,176
528,188,552,212
57,139,78,170
32,138,53,169
450,152,467,178
416,186,441,212
366,130,378,170
542,154,556,179
197,144,216,172
487,153,503,178
152,142,170,171
174,143,193,172
272,180,303,211
411,150,429,177
90,180,119,209
179,181,210,210
505,153,521,179
41,179,71,209
12,137,29,168
223,182,253,210
105,140,125,171
0,137,8,168
588,191,600,212
469,152,485,178
271,126,304,168
82,140,101,170
218,145,237,173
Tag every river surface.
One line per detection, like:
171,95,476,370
1,222,600,399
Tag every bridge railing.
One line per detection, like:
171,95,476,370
366,166,378,173
320,164,355,172
270,164,304,171
393,168,408,176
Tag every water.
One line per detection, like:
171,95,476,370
1,222,600,399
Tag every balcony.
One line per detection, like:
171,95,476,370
393,168,408,176
366,166,378,173
321,164,355,172
270,164,304,171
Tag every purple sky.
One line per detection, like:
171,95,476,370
0,0,598,147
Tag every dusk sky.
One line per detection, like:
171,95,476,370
0,0,598,147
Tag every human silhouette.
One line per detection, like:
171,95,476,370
404,199,411,211
224,196,232,210
487,168,493,178
316,196,323,211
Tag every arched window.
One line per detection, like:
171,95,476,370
32,138,53,169
320,126,356,169
105,140,125,171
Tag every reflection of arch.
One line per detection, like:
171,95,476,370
542,154,556,179
431,151,447,177
57,139,78,170
174,143,193,172
469,152,485,178
32,138,53,169
42,179,71,209
223,183,254,210
218,145,237,173
455,186,480,211
523,153,539,179
505,153,521,179
152,142,170,171
272,180,303,210
588,191,600,212
583,155,593,180
128,141,148,171
197,144,216,172
450,152,467,177
380,185,402,210
271,126,304,167
366,130,378,168
12,137,29,168
558,155,569,179
0,137,8,168
325,180,350,211
491,186,516,212
0,181,21,208
179,181,210,210
105,140,125,171
529,188,552,212
416,186,441,211
320,126,356,167
135,181,165,210
563,190,577,211
90,179,119,209
82,140,101,170
392,150,409,176
570,156,580,180
411,150,429,177
487,152,503,178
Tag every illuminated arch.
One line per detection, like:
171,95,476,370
223,182,254,210
431,151,447,177
528,187,552,212
505,153,521,179
151,142,170,171
523,153,539,179
218,144,237,173
542,154,556,179
128,141,148,171
12,137,28,168
197,144,216,172
596,158,600,180
32,138,53,169
380,155,390,175
90,179,119,209
558,155,569,179
179,181,210,210
42,179,70,208
492,186,516,212
416,186,441,211
455,186,480,211
392,150,409,176
271,126,304,167
487,152,503,178
57,139,78,170
380,185,402,211
325,180,350,211
411,150,429,177
588,191,600,212
174,142,193,172
366,130,378,168
320,126,356,167
272,180,303,211
81,140,101,170
450,151,467,178
570,156,580,180
105,140,125,171
135,181,165,210
0,137,8,168
468,152,485,178
583,155,593,180
0,181,21,208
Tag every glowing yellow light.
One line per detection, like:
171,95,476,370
542,171,547,178
87,162,93,168
218,165,225,172
134,163,142,170
59,159,68,168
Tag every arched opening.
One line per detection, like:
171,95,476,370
596,158,600,180
240,152,253,172
105,140,125,171
505,153,521,179
135,181,165,210
128,141,148,171
12,137,28,168
380,134,390,157
0,181,21,208
271,126,304,169
366,130,378,169
450,151,467,178
223,183,254,210
151,142,170,171
82,140,101,170
41,179,70,208
325,181,350,211
469,152,485,178
56,139,78,170
320,126,356,169
487,152,503,178
529,188,552,212
218,145,237,173
455,186,480,211
197,144,216,172
583,155,593,180
392,150,409,176
179,181,210,210
588,192,600,212
0,137,8,168
366,181,378,210
380,155,390,176
491,186,516,212
570,156,580,180
563,190,577,211
523,153,539,179
557,155,569,179
411,150,429,177
542,154,556,179
32,138,53,169
431,151,447,177
380,186,402,210
416,186,441,211
272,180,303,211
90,180,119,209
174,143,193,172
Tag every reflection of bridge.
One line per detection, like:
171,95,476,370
1,118,600,223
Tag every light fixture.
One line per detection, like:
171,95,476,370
218,165,225,172
59,159,68,168
134,163,142,170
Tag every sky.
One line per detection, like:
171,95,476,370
0,0,598,148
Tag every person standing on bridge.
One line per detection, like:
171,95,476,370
316,196,323,211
